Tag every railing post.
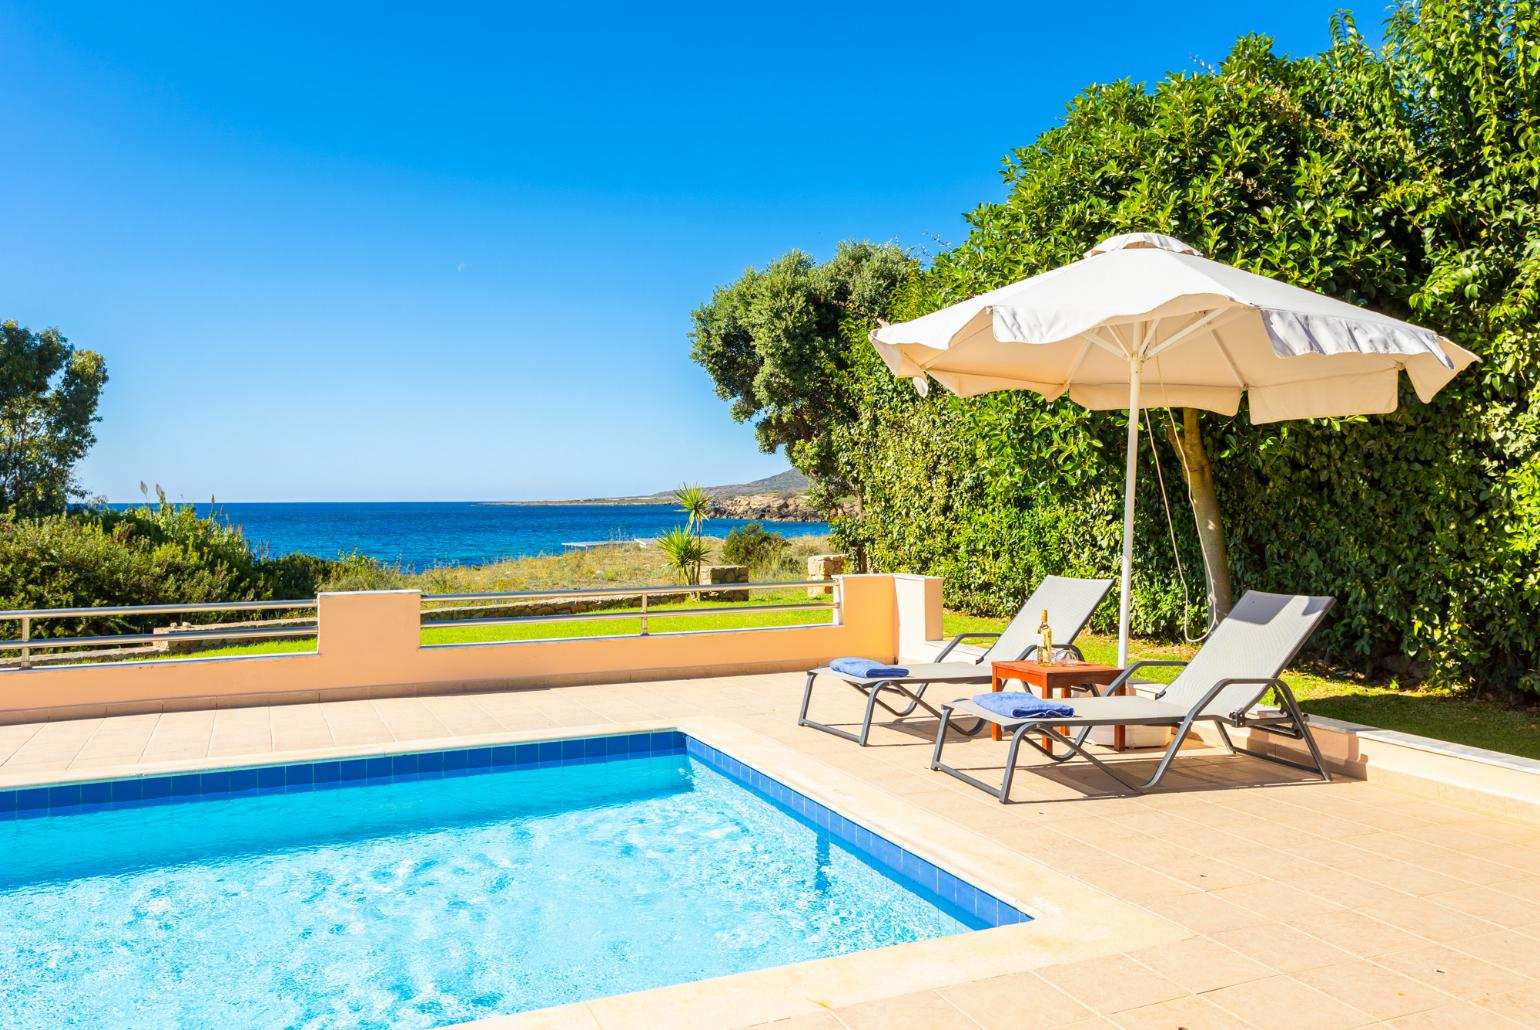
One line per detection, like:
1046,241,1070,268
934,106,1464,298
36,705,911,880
640,590,649,636
19,616,30,670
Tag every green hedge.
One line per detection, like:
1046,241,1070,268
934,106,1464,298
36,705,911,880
826,2,1540,694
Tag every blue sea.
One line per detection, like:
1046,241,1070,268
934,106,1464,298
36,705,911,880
107,502,829,571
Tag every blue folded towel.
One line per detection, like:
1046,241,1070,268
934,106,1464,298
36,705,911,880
830,656,909,679
971,691,1075,720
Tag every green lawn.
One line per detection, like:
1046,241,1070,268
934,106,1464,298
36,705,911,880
181,591,835,659
943,613,1540,760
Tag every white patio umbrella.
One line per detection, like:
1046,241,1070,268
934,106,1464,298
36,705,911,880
870,233,1478,665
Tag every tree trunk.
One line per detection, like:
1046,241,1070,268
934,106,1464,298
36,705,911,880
1166,408,1233,630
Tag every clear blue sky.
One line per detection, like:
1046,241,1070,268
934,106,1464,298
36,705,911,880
1,0,1372,502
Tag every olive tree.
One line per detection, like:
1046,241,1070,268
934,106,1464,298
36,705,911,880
689,241,916,509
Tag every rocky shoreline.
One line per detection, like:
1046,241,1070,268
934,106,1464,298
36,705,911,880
705,493,822,522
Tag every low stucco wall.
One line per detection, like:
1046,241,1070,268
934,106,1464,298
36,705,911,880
0,574,943,723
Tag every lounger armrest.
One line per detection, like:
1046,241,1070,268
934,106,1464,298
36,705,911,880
1209,677,1287,723
936,632,1001,663
1101,659,1188,696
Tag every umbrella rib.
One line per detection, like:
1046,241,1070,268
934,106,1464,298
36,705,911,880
1143,306,1244,361
1062,337,1096,386
1210,325,1248,389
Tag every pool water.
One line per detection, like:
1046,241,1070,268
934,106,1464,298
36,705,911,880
0,748,990,1028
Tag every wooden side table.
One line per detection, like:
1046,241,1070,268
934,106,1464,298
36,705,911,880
988,660,1126,751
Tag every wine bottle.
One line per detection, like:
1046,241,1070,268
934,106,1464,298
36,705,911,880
1037,609,1053,664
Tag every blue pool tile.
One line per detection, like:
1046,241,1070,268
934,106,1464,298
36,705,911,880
224,768,257,794
390,754,419,777
109,779,142,804
600,734,627,756
170,774,202,797
286,763,315,788
48,784,82,810
467,747,492,769
508,743,534,767
534,741,560,765
141,776,173,801
490,745,518,769
15,787,49,814
581,736,605,758
627,733,650,754
560,738,584,763
363,756,392,781
442,748,470,771
312,761,340,785
200,771,232,798
256,765,285,791
337,758,367,782
80,781,112,806
418,750,445,774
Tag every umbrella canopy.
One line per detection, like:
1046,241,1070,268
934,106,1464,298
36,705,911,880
870,233,1478,663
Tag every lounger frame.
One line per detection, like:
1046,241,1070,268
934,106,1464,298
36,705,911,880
928,590,1336,802
798,575,1111,747
796,638,1083,747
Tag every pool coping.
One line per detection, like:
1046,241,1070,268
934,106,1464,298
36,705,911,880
0,717,1188,1028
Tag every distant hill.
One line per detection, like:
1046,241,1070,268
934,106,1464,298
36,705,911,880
644,469,809,499
487,469,811,507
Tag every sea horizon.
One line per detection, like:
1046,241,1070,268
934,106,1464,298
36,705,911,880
103,500,830,571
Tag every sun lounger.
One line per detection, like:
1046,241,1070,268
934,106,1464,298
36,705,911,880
928,591,1335,802
797,575,1113,746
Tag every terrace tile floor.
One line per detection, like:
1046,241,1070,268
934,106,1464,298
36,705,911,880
3,672,1539,1028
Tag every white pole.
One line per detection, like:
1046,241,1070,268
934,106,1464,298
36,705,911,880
1117,359,1142,668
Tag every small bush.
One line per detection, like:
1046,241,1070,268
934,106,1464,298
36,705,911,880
721,522,788,572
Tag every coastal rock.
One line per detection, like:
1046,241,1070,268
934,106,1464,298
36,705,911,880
706,493,822,522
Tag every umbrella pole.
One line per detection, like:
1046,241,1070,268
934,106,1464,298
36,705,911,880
1118,360,1142,667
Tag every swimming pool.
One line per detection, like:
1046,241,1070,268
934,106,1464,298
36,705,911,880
0,731,1025,1027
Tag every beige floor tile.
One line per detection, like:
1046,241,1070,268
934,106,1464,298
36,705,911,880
747,1013,846,1030
1425,885,1540,929
1208,881,1348,923
1367,860,1469,898
940,971,1096,1029
4,670,1540,1029
1362,894,1500,943
1205,975,1374,1030
1141,892,1266,934
1387,1002,1528,1029
1036,955,1187,1016
1376,944,1532,1002
1211,922,1357,974
1299,911,1429,957
1475,982,1540,1025
1295,960,1452,1020
1127,935,1273,994
1110,994,1256,1030
1450,928,1540,979
833,990,979,1030
1287,870,1414,911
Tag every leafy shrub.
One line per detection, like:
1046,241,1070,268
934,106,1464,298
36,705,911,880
0,499,345,640
720,522,788,573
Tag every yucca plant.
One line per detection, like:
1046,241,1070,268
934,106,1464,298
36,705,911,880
657,525,708,585
673,483,711,531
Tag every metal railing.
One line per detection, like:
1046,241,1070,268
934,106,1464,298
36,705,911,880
0,579,845,667
0,599,320,669
420,579,841,640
